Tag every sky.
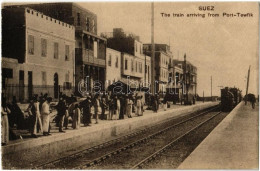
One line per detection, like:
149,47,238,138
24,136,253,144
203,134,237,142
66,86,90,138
78,2,259,97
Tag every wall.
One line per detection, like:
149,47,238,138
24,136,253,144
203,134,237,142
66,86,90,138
121,53,145,80
2,7,75,102
106,48,121,88
17,3,97,35
25,8,75,70
2,57,74,102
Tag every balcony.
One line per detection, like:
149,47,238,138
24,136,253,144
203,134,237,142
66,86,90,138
80,48,105,67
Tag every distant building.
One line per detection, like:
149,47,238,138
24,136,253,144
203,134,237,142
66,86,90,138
106,48,121,88
11,3,107,94
102,28,151,89
2,7,75,102
173,59,197,96
143,44,173,93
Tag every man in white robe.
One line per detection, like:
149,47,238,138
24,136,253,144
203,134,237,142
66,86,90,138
41,97,52,136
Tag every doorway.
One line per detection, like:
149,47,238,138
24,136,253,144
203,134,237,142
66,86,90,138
54,73,59,98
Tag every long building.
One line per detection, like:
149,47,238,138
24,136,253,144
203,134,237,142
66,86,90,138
143,44,173,93
13,3,107,94
2,7,75,102
173,59,197,98
102,28,151,90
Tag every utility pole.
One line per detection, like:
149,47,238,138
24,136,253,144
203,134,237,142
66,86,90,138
184,53,188,104
203,90,204,103
211,76,212,101
245,65,251,105
151,2,155,95
144,49,146,85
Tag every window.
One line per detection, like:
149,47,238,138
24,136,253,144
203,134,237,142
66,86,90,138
77,13,80,26
41,38,47,57
136,61,137,72
139,62,142,73
63,82,72,90
28,35,34,55
54,42,59,59
115,56,118,68
92,19,95,32
131,60,134,71
65,45,70,61
3,68,13,78
135,43,137,52
65,73,69,82
42,72,47,86
140,45,142,54
108,54,112,66
125,59,128,70
19,70,24,81
86,17,90,31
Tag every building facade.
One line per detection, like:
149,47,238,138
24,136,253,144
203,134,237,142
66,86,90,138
106,48,121,88
143,44,173,93
14,3,107,94
102,28,151,90
173,59,197,98
2,7,75,102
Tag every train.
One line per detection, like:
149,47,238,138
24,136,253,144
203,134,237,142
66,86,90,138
221,87,242,112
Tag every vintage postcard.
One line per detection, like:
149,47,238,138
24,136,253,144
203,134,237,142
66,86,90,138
1,1,259,170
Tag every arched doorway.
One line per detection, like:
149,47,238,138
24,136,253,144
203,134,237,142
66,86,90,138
54,73,59,98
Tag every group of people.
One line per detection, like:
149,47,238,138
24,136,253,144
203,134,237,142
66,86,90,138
27,94,53,138
1,91,166,146
78,93,146,126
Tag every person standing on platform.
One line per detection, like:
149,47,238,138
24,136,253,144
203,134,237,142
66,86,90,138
2,97,10,145
108,95,115,120
41,97,52,136
251,94,256,109
114,96,120,120
72,104,81,129
140,96,144,116
119,95,125,119
100,94,107,120
126,96,133,118
136,96,142,116
163,96,167,111
56,96,67,133
81,96,92,126
27,95,42,138
93,95,101,124
151,95,158,113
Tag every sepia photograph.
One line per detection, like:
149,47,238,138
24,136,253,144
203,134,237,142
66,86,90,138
1,1,259,169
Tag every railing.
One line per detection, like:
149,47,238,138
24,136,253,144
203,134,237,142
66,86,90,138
82,49,105,66
2,84,74,103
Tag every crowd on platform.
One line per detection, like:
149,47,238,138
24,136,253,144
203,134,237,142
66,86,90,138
1,92,165,146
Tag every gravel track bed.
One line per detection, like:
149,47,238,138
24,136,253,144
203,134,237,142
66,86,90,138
87,110,219,169
40,107,217,169
141,112,229,169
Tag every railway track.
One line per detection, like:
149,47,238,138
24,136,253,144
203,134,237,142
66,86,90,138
131,111,221,169
34,106,219,169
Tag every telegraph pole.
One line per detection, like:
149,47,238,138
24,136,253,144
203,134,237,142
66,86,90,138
151,2,155,95
245,65,251,105
144,49,146,85
184,53,188,104
211,76,212,101
203,90,204,103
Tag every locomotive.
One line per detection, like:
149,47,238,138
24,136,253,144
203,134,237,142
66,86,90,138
221,87,242,112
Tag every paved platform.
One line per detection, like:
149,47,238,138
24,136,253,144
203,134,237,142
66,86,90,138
2,101,218,168
178,102,259,169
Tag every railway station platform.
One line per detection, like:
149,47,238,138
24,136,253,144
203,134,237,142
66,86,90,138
178,102,259,169
2,101,218,169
